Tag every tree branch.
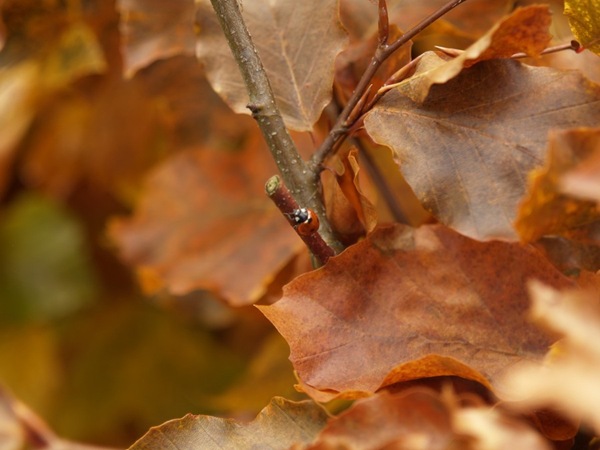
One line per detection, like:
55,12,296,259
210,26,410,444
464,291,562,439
209,0,343,254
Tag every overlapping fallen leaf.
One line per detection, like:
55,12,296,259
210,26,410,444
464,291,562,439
196,0,347,131
259,224,572,402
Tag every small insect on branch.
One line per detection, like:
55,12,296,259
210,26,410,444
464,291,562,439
266,175,335,266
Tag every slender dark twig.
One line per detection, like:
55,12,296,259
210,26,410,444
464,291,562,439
209,0,343,254
311,0,470,169
266,176,335,265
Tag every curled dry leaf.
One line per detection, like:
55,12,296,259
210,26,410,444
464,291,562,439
365,59,600,241
129,397,329,450
503,280,600,434
117,0,197,77
516,128,600,242
109,138,304,306
196,0,348,131
259,224,572,402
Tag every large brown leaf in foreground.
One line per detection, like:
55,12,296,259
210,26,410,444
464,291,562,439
129,397,328,450
259,224,572,402
196,0,347,131
365,59,600,240
110,140,303,306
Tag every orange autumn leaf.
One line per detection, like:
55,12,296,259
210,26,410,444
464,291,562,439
259,224,572,402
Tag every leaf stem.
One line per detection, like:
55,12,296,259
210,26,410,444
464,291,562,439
209,0,343,254
311,0,470,168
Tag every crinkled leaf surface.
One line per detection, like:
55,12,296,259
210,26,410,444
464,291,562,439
129,397,328,450
516,128,600,242
117,0,197,77
259,224,572,402
365,59,600,240
196,0,347,131
109,140,303,306
564,0,600,55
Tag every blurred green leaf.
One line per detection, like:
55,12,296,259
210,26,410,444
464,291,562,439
0,193,98,323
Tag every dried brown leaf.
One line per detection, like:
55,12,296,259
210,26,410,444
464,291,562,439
259,224,572,402
129,397,328,450
365,59,600,240
196,0,348,131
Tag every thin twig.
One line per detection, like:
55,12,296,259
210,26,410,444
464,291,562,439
311,0,470,169
266,176,335,265
209,0,343,254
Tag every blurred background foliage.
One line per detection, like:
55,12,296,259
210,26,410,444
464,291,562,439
0,0,303,446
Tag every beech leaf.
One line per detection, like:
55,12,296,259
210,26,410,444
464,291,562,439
109,141,303,306
516,128,600,242
259,224,572,402
564,0,600,55
365,59,600,240
196,0,348,131
129,397,329,450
